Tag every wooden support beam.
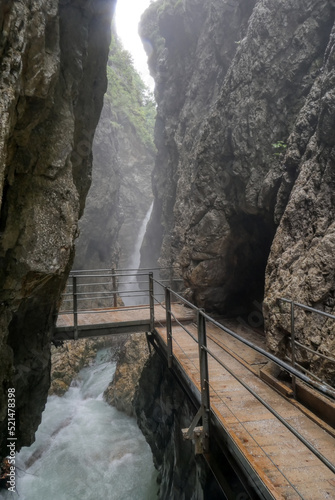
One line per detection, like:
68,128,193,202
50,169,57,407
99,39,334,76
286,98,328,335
53,320,151,341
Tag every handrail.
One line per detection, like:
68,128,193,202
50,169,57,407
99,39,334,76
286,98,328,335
59,271,334,399
279,297,335,320
160,284,335,480
202,342,335,475
161,285,335,399
56,269,335,488
278,298,335,398
59,268,176,315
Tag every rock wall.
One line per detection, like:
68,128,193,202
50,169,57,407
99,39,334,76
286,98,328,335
74,33,155,272
133,351,224,500
104,333,149,416
264,24,335,386
73,99,121,270
141,0,335,381
0,0,115,457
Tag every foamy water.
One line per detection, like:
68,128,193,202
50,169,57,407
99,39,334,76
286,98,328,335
1,350,157,500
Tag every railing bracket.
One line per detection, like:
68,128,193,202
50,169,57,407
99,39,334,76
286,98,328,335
182,407,209,455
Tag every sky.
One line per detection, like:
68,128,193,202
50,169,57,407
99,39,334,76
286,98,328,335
115,0,154,90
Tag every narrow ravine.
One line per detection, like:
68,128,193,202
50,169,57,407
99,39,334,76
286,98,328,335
3,349,157,500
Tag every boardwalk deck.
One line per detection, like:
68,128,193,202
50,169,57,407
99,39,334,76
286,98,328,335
54,289,335,499
54,303,194,340
155,320,335,500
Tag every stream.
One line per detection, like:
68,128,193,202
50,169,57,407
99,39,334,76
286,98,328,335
1,349,158,500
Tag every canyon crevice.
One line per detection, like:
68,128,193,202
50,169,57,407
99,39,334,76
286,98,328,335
1,0,335,494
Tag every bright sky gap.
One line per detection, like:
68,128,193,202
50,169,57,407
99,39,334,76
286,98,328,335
115,0,154,90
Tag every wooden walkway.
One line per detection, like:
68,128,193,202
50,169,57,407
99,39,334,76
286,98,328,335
155,320,335,500
54,292,335,499
54,303,194,340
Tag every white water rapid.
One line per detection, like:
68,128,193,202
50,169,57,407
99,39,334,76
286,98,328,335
120,201,153,306
2,349,157,500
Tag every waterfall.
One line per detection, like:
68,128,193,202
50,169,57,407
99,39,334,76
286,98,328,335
3,349,157,500
119,201,153,306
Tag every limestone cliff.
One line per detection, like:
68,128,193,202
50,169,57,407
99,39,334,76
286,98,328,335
0,0,114,457
73,97,121,270
140,0,335,382
264,24,335,386
134,351,224,500
74,33,155,272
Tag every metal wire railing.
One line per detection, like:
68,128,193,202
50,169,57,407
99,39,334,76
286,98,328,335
278,298,335,397
56,269,335,494
58,268,183,339
152,278,335,484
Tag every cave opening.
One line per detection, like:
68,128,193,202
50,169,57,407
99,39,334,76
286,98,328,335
222,212,277,319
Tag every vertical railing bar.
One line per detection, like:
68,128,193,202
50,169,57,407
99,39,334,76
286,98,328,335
291,300,297,399
112,267,117,307
149,272,154,332
169,267,173,302
165,287,173,368
73,275,78,341
198,309,210,452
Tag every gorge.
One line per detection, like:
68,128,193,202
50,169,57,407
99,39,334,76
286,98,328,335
1,0,335,499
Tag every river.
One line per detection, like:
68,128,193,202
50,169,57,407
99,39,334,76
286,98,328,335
1,349,158,500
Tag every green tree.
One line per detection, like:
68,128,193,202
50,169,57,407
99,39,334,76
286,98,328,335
106,34,156,153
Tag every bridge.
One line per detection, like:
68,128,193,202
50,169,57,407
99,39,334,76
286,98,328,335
54,269,335,500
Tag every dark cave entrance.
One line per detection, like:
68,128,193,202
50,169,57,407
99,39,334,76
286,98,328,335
221,212,276,319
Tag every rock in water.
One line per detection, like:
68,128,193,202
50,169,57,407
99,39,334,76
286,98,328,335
104,333,150,416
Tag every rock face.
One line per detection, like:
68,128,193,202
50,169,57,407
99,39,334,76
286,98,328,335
264,25,335,387
133,351,224,500
103,333,150,416
0,0,114,457
74,33,155,272
73,99,121,270
140,0,335,381
50,340,98,396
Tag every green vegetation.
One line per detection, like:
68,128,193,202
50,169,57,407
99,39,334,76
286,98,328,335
272,141,287,156
106,34,156,152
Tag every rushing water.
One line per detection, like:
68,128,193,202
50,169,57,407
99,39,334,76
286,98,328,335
120,201,153,306
1,350,158,500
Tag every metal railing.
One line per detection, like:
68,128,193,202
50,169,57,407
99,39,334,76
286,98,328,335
59,271,334,401
149,277,335,483
57,270,335,489
58,267,183,339
278,298,335,398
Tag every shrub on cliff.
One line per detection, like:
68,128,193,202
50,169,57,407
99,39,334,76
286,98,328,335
106,34,156,153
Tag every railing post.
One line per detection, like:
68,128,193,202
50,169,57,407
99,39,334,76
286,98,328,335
290,300,297,399
165,286,173,368
112,267,117,308
198,309,210,453
149,272,154,332
73,275,78,341
169,267,173,302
